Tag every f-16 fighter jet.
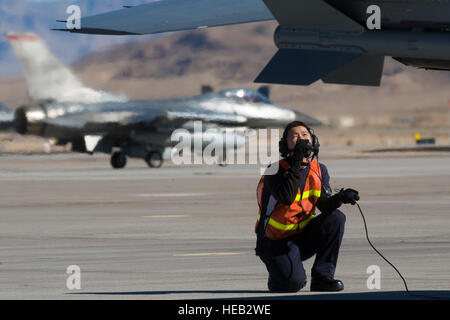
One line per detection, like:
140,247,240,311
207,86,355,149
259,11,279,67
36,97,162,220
6,32,320,169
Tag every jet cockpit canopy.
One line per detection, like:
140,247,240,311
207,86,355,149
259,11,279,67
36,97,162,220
225,88,271,104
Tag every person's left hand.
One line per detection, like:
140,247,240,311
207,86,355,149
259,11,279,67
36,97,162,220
338,188,360,205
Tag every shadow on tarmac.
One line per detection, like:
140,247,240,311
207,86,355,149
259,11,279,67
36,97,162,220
68,290,450,300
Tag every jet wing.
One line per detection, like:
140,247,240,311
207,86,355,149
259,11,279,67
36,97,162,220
125,110,248,127
43,107,247,131
60,0,274,35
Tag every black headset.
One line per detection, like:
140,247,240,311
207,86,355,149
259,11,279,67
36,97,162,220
279,121,320,159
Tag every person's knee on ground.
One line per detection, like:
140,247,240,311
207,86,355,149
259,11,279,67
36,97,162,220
268,273,307,293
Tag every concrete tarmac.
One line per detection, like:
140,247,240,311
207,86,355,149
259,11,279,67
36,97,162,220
0,153,449,300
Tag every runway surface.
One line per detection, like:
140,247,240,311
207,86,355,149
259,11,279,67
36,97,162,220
0,153,449,300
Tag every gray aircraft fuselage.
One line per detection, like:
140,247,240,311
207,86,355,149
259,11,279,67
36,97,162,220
269,0,450,73
15,89,319,141
328,0,450,31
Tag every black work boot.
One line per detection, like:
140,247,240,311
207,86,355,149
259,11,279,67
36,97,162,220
310,276,344,292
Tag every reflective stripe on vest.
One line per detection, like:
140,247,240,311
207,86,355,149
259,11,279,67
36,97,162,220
295,189,321,202
256,159,322,240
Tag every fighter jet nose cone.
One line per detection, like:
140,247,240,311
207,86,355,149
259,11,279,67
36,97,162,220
294,110,323,127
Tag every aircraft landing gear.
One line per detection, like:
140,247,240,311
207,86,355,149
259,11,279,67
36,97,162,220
111,151,127,169
145,151,163,168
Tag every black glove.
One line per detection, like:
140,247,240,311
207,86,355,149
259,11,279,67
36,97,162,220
292,139,313,166
337,188,360,205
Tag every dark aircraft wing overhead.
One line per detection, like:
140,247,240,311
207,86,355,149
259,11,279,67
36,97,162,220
62,0,274,35
57,0,385,86
59,0,450,87
262,0,363,32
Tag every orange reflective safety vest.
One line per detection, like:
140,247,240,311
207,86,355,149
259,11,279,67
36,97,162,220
256,159,322,240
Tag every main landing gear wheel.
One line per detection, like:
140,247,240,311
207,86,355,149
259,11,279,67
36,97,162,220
110,151,127,169
145,151,163,168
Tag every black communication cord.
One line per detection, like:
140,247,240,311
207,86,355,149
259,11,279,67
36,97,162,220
314,148,445,300
355,201,447,300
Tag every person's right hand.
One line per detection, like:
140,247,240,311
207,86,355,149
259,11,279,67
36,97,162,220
292,139,312,166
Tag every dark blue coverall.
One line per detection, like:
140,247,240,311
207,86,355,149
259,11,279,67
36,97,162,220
255,158,346,292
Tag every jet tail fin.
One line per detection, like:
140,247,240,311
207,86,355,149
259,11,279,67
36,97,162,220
6,32,126,103
257,86,270,99
201,85,214,94
255,49,361,85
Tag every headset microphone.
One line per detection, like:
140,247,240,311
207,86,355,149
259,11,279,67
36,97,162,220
279,135,320,160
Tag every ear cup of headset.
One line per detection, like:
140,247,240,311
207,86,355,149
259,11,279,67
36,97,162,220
311,134,320,157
